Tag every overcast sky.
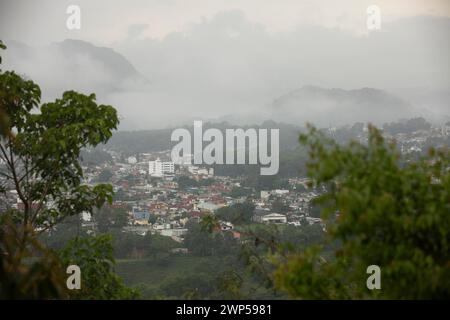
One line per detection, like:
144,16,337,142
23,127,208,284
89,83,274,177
1,0,449,43
0,0,449,129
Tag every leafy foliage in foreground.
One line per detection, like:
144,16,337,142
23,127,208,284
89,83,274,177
60,235,139,299
1,40,135,299
274,125,450,299
216,202,255,225
1,40,119,231
0,213,68,299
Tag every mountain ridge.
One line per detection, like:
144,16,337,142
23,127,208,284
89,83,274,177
269,85,413,126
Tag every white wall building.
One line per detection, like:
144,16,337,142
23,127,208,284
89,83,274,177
187,165,214,176
187,165,198,175
197,168,209,175
149,158,174,177
161,228,188,237
260,191,270,199
261,213,287,224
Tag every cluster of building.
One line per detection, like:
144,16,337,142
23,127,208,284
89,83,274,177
2,122,447,248
71,147,329,245
76,122,450,244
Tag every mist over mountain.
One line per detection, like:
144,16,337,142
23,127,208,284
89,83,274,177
267,86,414,127
390,87,450,124
1,13,448,129
56,39,146,85
2,39,147,99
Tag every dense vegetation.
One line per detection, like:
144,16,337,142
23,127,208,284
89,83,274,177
0,40,135,299
272,125,450,299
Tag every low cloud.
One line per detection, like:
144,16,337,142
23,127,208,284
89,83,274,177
2,11,449,129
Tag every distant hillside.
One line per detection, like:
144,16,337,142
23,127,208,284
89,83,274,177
99,117,445,178
269,86,413,126
105,121,305,156
56,39,145,83
2,39,147,96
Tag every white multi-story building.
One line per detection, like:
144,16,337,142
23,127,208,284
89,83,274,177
149,158,174,177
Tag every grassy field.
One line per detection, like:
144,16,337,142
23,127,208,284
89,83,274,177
115,254,229,298
116,254,284,299
116,255,221,285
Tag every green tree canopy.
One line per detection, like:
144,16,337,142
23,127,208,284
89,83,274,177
95,169,114,183
274,125,450,299
95,206,129,234
0,41,119,230
60,235,139,299
0,40,136,300
216,202,255,225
